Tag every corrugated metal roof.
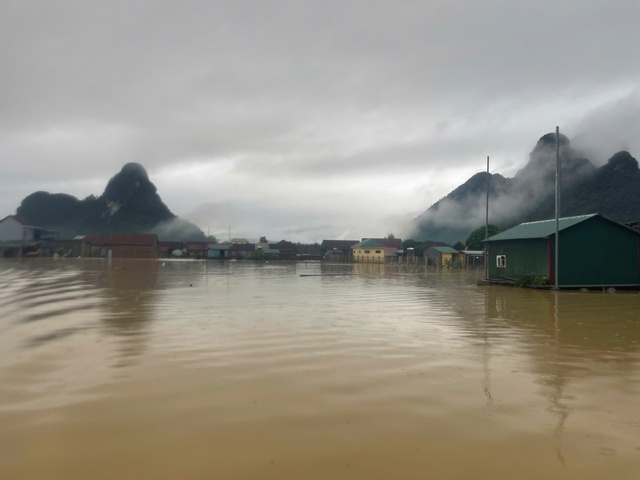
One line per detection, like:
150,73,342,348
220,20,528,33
433,246,459,253
363,238,404,249
353,239,386,248
485,214,598,242
84,235,107,245
321,240,359,251
1,214,34,226
186,242,207,251
210,244,231,250
105,233,157,246
231,243,255,251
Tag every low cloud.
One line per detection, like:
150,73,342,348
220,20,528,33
1,2,639,242
569,88,640,165
407,134,603,241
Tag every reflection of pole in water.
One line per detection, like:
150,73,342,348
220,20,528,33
553,290,559,337
482,334,493,403
482,285,493,404
101,260,159,367
549,290,569,467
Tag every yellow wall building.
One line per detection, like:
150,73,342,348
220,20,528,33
352,239,386,263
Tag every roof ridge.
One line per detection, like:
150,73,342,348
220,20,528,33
521,213,597,226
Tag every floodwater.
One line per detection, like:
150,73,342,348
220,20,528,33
0,259,639,479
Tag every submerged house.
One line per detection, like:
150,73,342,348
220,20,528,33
73,235,107,257
352,239,386,263
321,240,359,261
186,242,208,258
230,243,254,259
104,233,159,259
461,250,485,266
484,214,640,288
209,243,232,259
157,240,185,258
0,215,58,256
366,238,404,258
425,245,461,267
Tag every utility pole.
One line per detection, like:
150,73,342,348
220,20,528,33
484,156,490,280
554,126,561,290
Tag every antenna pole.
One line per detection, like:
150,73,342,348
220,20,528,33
485,156,490,279
554,126,560,290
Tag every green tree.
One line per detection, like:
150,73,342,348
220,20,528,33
259,236,268,243
403,238,425,257
465,225,500,250
453,241,465,251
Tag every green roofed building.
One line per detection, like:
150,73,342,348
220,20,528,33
425,245,461,268
484,214,640,288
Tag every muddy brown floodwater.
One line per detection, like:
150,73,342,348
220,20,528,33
0,258,639,479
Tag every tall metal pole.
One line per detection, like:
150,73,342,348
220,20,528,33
554,126,560,290
485,156,490,280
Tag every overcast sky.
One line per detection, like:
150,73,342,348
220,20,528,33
1,0,639,243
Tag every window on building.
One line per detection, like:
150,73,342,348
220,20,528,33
375,250,381,253
364,249,370,254
496,255,506,268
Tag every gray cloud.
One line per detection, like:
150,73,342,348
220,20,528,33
1,1,639,242
569,88,640,165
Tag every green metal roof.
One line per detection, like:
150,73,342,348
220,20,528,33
433,246,459,253
485,214,598,242
352,239,386,248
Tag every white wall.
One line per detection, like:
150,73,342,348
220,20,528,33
0,217,28,241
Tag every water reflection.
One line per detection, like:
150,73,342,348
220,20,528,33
1,260,639,479
351,262,386,276
547,291,570,467
482,286,640,468
99,259,160,367
0,260,102,353
484,285,640,355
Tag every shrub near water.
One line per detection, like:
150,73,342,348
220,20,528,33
515,273,549,288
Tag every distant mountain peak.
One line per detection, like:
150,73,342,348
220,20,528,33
533,132,570,151
516,132,576,179
606,151,638,171
121,162,149,177
15,163,208,241
103,162,159,203
406,133,639,243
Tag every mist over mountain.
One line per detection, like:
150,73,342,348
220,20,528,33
407,133,639,243
16,163,207,241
